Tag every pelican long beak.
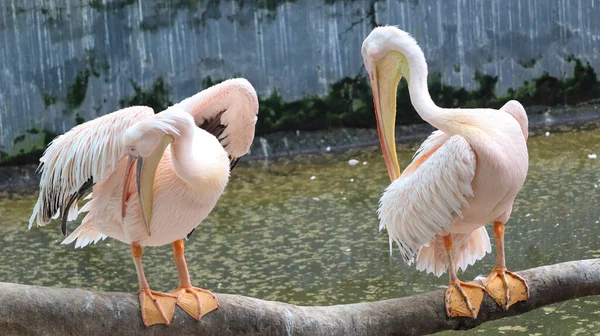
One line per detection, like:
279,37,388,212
367,51,408,182
122,154,137,220
135,135,174,236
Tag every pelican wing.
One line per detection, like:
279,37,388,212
177,79,258,240
407,130,448,169
29,106,154,229
196,110,240,169
177,78,258,165
378,133,476,264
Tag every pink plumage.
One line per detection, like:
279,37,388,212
363,26,530,318
29,78,259,326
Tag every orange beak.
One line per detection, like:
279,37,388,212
366,51,406,182
122,134,173,236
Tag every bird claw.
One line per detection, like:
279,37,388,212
170,286,219,321
445,280,485,319
139,289,178,326
482,268,529,310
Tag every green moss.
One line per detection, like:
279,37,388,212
119,77,173,112
89,0,103,9
159,0,205,10
201,75,222,89
518,55,541,69
253,68,505,135
42,130,57,145
428,73,469,108
147,0,300,28
427,57,599,109
242,0,298,11
469,71,498,107
4,57,599,166
501,58,599,106
0,130,58,167
324,0,381,4
255,75,374,134
42,91,57,108
75,113,85,125
203,57,600,136
13,135,26,145
46,16,56,25
0,150,45,167
65,49,109,110
119,0,138,8
139,20,160,31
89,0,137,10
85,49,110,76
66,70,91,109
164,0,298,11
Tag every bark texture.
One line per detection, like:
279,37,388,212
0,259,598,336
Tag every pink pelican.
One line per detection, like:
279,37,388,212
362,26,529,318
29,79,258,326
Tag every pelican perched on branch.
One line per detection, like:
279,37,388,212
29,78,258,326
362,27,529,318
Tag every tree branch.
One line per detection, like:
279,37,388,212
1,259,598,336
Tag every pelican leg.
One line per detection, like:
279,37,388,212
443,236,485,319
169,239,219,320
131,244,177,326
482,221,529,310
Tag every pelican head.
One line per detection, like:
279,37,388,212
123,107,190,235
362,26,425,182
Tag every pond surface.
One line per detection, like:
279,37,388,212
1,124,599,335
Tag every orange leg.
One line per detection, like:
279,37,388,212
169,239,219,320
482,222,529,310
131,244,177,326
443,236,485,319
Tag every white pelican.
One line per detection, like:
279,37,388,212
362,27,529,318
29,78,259,326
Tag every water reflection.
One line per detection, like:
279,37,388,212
0,124,599,334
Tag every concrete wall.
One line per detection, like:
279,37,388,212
1,0,599,157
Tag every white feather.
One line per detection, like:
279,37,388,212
29,106,154,229
177,78,258,158
62,219,107,248
378,135,476,265
415,227,491,277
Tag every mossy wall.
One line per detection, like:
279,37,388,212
252,58,600,135
1,0,600,164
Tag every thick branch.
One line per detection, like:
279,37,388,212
1,259,598,336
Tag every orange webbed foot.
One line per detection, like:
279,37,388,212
170,286,219,321
139,289,178,326
445,280,485,319
483,268,529,310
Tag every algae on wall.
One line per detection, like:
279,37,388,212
250,57,600,137
1,0,600,162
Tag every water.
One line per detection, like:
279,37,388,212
0,124,599,335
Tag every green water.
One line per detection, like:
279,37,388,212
1,125,599,335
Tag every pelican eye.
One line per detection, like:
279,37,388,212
128,147,140,157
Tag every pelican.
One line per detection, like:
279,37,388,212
362,26,529,318
29,78,258,326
